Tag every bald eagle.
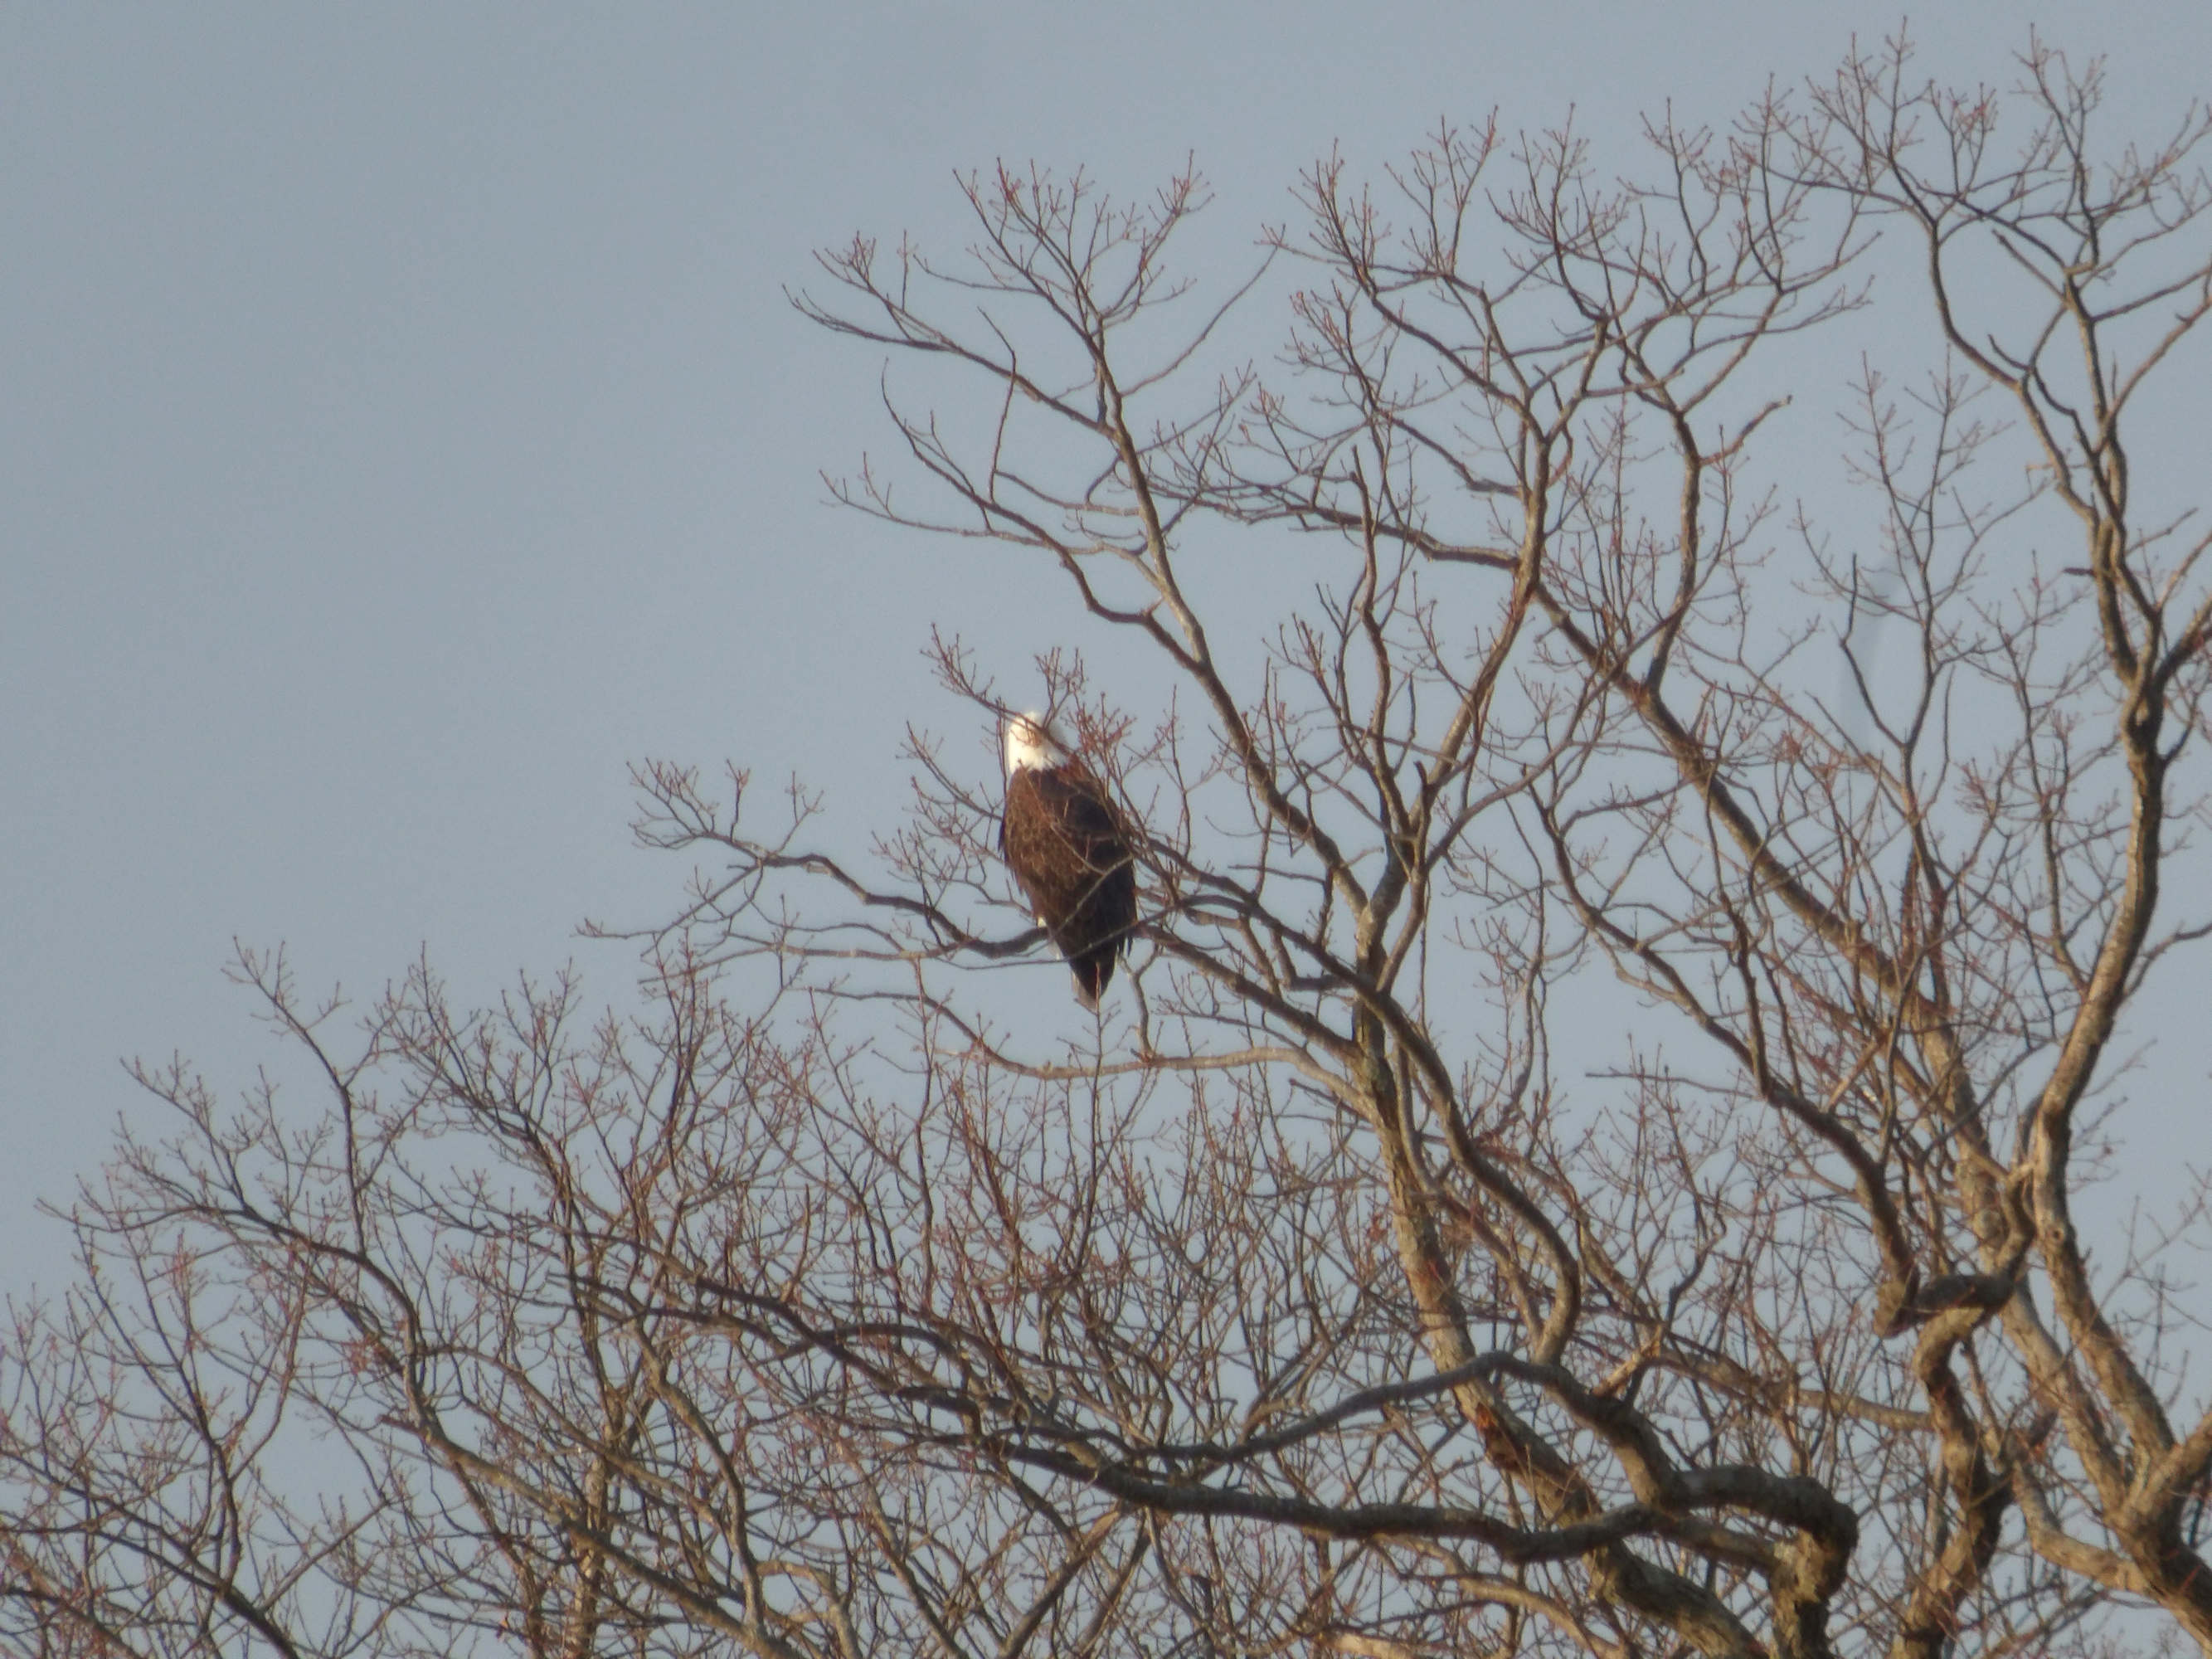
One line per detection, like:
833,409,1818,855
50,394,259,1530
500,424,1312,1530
1000,713,1137,1009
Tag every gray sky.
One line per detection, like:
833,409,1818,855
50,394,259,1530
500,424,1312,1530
5,3,2209,1291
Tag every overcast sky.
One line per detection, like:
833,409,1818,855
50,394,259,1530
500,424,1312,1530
5,3,2209,1294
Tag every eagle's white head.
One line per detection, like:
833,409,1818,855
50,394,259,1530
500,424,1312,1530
1004,710,1067,776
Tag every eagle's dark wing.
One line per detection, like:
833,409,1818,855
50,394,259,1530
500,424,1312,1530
1002,762,1137,1008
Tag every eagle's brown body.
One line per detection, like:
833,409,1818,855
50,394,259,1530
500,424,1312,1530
1001,718,1136,1009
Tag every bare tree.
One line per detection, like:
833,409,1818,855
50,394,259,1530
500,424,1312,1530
8,32,2212,1659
